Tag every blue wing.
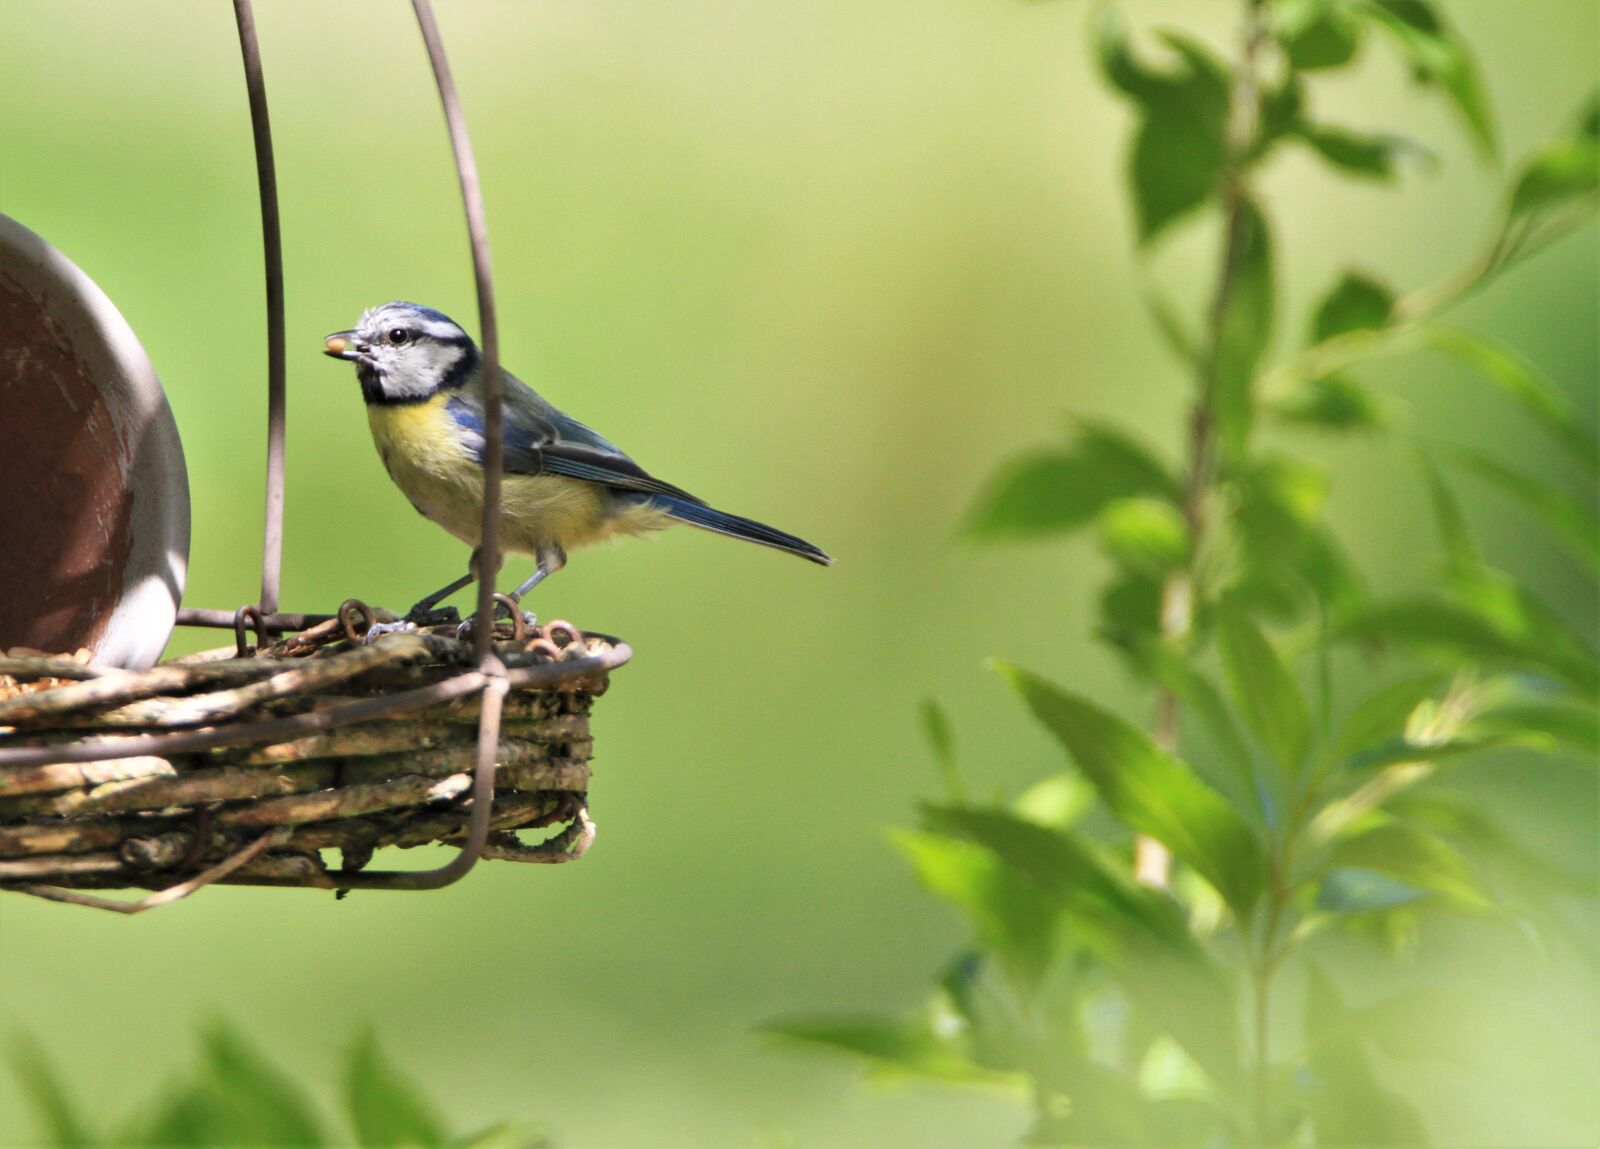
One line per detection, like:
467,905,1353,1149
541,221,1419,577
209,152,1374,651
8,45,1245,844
446,388,705,505
446,375,831,565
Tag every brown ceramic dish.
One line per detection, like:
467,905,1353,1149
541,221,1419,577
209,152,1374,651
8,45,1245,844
0,213,188,668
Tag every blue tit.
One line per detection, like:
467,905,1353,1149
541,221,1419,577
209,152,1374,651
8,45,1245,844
323,301,830,619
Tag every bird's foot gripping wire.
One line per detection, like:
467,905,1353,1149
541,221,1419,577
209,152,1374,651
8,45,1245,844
364,619,416,643
405,604,462,627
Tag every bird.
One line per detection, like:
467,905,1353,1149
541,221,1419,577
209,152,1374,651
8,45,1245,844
323,301,830,625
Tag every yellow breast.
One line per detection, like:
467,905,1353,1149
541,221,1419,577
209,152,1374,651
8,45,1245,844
365,396,668,555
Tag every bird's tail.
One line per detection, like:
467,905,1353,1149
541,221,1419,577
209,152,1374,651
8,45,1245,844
647,495,832,566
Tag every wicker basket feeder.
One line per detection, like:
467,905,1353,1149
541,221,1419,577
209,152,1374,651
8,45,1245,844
0,615,626,903
0,3,618,912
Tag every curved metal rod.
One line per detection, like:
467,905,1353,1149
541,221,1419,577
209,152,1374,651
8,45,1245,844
410,0,503,670
353,0,509,893
231,0,286,616
332,676,507,891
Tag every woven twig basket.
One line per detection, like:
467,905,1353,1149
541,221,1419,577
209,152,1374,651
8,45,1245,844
0,615,624,900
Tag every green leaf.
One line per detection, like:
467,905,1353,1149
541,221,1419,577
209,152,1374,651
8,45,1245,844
920,698,966,803
1213,199,1275,454
135,1022,328,1147
759,1015,1001,1085
137,1088,219,1148
1457,570,1598,683
994,664,1267,917
1415,451,1480,577
1294,123,1406,180
1130,114,1227,245
1393,789,1599,895
1508,138,1600,221
1256,74,1307,155
1303,962,1432,1145
203,1022,326,1147
1468,700,1600,756
1216,602,1314,777
1342,731,1537,774
1097,497,1190,577
1445,446,1600,571
1231,454,1366,621
7,1034,95,1148
965,421,1178,540
1148,649,1261,812
921,805,1193,953
893,829,1061,990
1276,0,1363,70
1361,0,1496,157
1012,771,1096,830
1426,329,1598,480
1273,372,1387,431
1318,867,1427,912
920,806,1245,1093
1311,271,1395,343
1329,671,1451,762
345,1027,446,1148
1325,818,1492,910
1097,571,1166,662
1097,12,1231,243
1341,596,1600,694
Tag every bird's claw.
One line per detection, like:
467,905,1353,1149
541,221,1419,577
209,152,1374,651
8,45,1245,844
404,605,461,627
363,619,417,644
452,602,538,643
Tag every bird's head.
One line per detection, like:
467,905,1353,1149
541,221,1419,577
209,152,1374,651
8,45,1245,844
323,302,480,405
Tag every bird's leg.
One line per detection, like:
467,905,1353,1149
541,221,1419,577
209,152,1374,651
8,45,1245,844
367,550,488,642
509,544,567,605
404,569,476,625
508,566,550,601
473,545,565,637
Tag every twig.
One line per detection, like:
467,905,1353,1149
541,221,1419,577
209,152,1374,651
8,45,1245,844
0,657,108,683
0,658,284,725
1140,0,1269,890
0,743,587,822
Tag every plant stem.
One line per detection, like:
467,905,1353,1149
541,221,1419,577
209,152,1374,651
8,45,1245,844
1138,0,1270,890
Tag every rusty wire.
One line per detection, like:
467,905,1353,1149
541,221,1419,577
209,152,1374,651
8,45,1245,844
410,0,504,670
176,608,333,633
2,1,550,904
231,0,286,617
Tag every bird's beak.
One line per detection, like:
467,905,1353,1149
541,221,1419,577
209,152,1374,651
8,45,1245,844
323,331,364,360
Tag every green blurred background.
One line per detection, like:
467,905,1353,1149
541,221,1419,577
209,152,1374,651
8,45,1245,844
0,1,1593,1145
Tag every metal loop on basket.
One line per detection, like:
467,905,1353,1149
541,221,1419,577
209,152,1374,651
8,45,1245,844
544,620,583,649
338,598,377,645
490,593,527,642
233,605,268,658
525,638,562,664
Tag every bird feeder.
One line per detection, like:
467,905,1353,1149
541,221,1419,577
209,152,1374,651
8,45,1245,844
0,1,626,912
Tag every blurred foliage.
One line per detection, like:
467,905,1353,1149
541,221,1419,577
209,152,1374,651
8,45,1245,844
767,0,1598,1144
0,1,1592,1144
8,1022,548,1149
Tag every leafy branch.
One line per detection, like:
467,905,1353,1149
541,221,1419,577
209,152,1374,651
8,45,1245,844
770,1,1598,1145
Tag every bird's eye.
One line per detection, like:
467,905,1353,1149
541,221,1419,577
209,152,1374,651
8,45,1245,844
388,327,409,345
